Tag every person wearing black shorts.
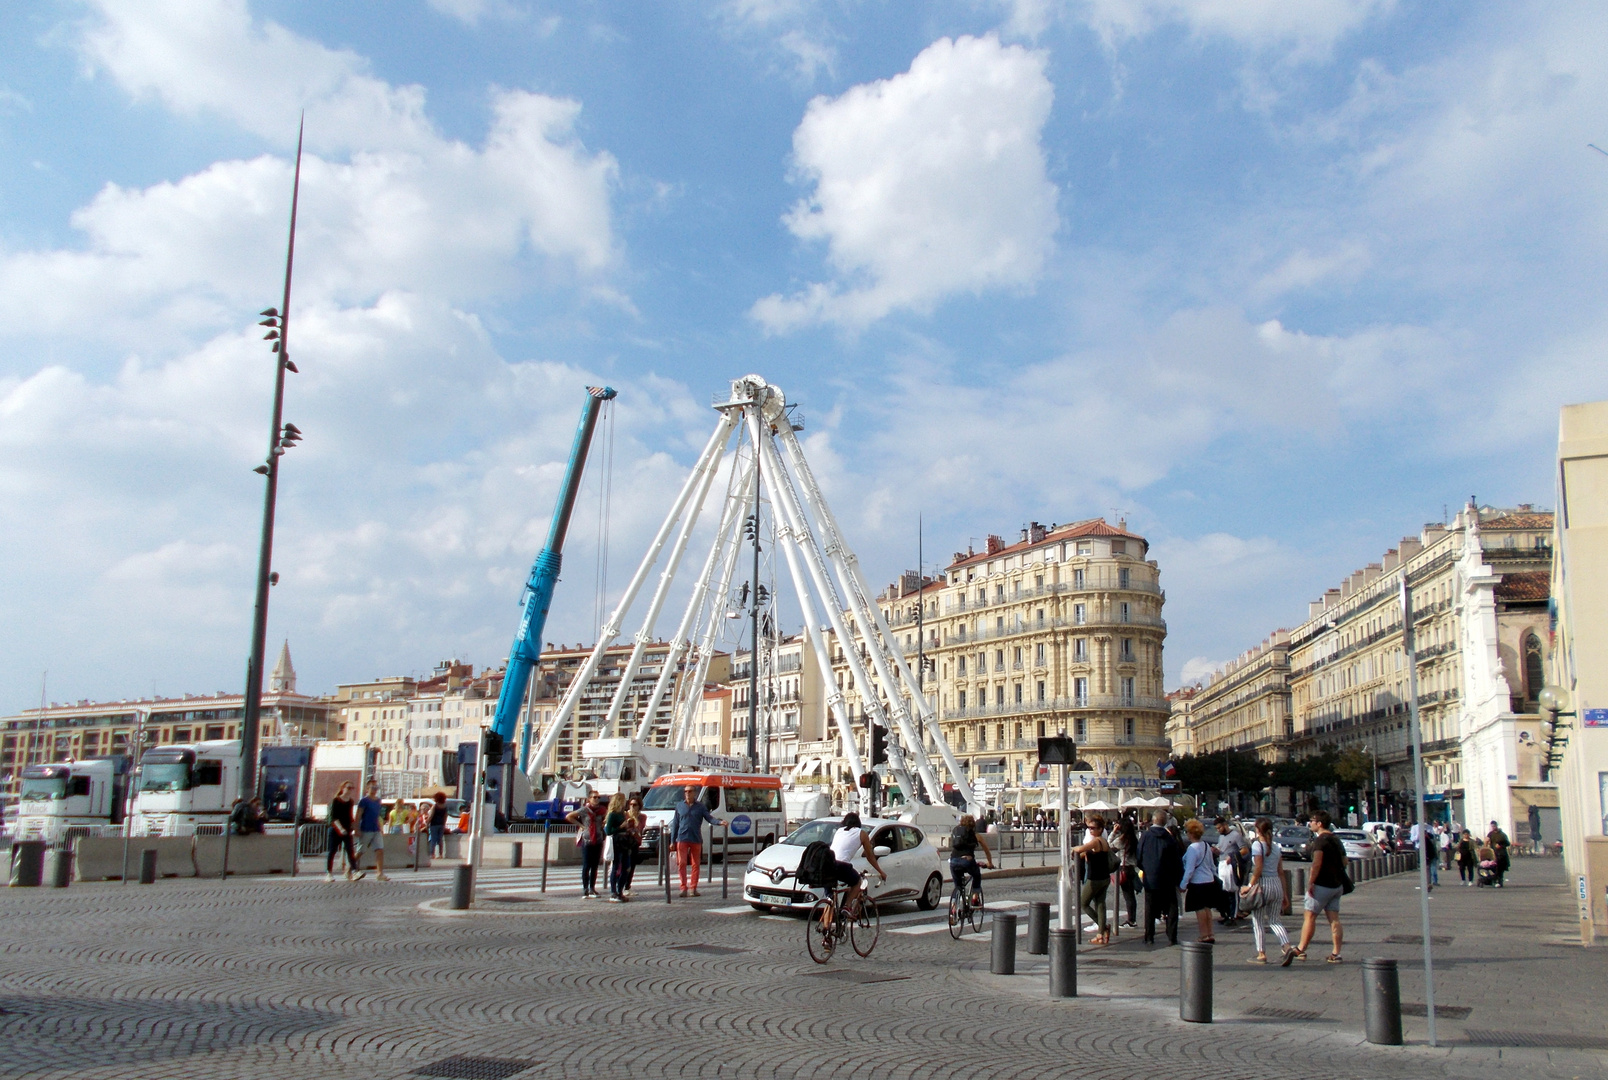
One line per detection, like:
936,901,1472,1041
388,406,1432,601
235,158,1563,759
948,813,994,905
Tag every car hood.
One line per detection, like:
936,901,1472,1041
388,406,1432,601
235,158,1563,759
749,844,804,873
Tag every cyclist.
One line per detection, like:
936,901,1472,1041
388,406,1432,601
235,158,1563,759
949,813,994,907
827,812,884,924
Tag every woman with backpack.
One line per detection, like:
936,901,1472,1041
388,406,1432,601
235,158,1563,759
949,813,994,908
1113,817,1140,927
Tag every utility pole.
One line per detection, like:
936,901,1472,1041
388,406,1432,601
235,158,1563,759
1400,574,1438,1046
241,117,306,801
746,475,761,769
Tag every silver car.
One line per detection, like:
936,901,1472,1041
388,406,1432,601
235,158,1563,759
742,817,946,913
1274,825,1313,861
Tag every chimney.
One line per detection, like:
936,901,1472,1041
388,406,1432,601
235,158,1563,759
1399,537,1423,561
1323,588,1342,610
1362,562,1382,585
952,552,968,566
1309,600,1325,620
986,534,1004,555
1028,521,1046,543
1020,528,1030,543
1381,548,1400,572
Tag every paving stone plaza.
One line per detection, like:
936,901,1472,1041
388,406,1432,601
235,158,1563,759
2,856,1604,1080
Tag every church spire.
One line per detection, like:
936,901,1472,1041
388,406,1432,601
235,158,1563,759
269,639,296,694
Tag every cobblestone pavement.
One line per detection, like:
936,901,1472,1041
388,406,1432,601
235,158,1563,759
1,855,1603,1080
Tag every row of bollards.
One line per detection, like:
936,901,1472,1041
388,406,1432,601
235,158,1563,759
10,843,153,888
995,895,1405,1043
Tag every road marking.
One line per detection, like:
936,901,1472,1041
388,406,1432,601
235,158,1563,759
709,905,754,914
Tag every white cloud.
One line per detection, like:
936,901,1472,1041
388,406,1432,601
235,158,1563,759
752,34,1059,331
1005,0,1393,59
1177,656,1226,686
427,0,524,26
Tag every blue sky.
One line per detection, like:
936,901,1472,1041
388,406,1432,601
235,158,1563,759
0,0,1604,714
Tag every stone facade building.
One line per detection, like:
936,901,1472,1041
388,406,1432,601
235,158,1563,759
1177,631,1293,763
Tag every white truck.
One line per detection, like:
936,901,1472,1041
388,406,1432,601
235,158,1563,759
579,737,746,801
307,741,377,820
13,756,131,844
131,740,243,836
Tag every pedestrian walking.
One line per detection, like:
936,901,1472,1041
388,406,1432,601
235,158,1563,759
567,792,607,899
669,785,723,897
1072,814,1112,944
1456,829,1477,885
1438,822,1454,870
1215,817,1249,922
325,781,362,882
1241,817,1295,965
1528,805,1544,855
1113,816,1140,927
1292,810,1346,963
1137,810,1182,945
386,798,413,835
1180,819,1219,944
1476,839,1499,886
357,780,389,881
427,792,449,858
1486,821,1511,887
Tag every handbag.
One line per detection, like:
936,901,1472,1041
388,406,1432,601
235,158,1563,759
1240,879,1267,913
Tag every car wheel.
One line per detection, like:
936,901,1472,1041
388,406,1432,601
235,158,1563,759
917,872,943,911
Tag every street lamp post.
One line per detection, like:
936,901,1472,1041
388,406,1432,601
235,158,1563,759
240,120,306,800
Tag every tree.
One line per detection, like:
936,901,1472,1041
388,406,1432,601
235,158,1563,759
1334,747,1373,788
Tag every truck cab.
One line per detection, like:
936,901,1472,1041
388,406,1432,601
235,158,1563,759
639,772,786,859
578,737,746,800
132,740,242,836
14,757,129,844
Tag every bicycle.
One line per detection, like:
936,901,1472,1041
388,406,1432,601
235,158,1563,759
947,875,986,939
806,878,881,964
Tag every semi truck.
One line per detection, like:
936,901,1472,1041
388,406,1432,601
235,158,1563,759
131,740,243,836
13,756,131,844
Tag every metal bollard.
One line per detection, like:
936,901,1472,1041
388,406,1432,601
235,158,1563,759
1026,900,1051,954
139,848,158,885
1180,941,1213,1023
48,847,73,888
661,831,672,904
1362,958,1403,1045
991,913,1018,974
722,825,730,900
540,819,550,892
450,864,473,909
512,841,523,869
9,841,45,887
1048,927,1077,998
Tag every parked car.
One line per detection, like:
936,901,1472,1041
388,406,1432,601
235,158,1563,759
742,817,946,913
1332,828,1383,860
1273,825,1313,861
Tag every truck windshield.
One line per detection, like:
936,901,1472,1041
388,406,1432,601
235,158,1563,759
140,764,193,792
725,787,781,813
596,760,635,781
643,785,696,810
19,777,66,802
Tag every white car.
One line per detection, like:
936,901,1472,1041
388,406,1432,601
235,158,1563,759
1333,829,1384,861
743,817,946,913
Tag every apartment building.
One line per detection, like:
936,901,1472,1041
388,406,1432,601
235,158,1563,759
726,635,828,778
688,686,733,758
1282,504,1553,833
1174,632,1293,762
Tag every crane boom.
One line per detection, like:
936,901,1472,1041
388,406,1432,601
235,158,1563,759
491,385,617,744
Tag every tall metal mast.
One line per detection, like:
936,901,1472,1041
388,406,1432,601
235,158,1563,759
241,117,305,798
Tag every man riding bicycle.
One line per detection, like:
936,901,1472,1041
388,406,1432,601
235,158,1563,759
827,813,884,923
949,813,994,905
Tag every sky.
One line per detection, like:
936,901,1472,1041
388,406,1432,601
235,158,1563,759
1,0,1605,714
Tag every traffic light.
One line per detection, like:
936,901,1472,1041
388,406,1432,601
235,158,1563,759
870,724,888,766
483,730,504,762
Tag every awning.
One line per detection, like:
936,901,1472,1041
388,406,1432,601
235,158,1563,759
974,757,1007,771
792,758,823,777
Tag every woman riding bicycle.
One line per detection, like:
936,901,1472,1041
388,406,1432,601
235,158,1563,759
948,813,994,906
828,813,885,921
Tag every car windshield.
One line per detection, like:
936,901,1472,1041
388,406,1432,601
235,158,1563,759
1334,831,1368,842
642,785,695,811
140,763,193,792
1276,827,1311,839
781,819,842,847
19,777,66,802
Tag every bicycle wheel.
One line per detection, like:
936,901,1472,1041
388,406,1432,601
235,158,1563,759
806,898,837,964
968,887,986,934
948,890,965,940
851,894,880,957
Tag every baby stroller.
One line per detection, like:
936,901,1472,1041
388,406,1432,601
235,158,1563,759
1477,859,1499,887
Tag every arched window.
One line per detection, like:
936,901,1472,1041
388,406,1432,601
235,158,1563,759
1523,633,1545,702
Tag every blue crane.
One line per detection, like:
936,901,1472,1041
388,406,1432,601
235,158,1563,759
490,385,617,761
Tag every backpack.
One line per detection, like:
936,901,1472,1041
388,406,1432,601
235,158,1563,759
796,840,837,887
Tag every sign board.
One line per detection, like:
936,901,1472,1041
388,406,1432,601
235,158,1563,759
1580,874,1591,921
1585,709,1608,728
1158,780,1181,795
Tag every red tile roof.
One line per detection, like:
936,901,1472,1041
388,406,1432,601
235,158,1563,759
1495,571,1550,603
947,518,1147,571
1483,511,1554,530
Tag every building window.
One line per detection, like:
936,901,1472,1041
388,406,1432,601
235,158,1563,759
1073,568,1085,589
1035,574,1044,590
1121,637,1134,662
1119,602,1131,623
958,690,967,709
1125,717,1135,739
996,616,1005,633
1523,633,1545,702
1037,720,1046,737
1036,681,1046,703
958,656,967,676
1077,542,1092,556
1119,567,1130,589
1036,608,1045,627
995,585,1005,603
1074,638,1088,662
1013,646,1023,666
1074,677,1088,707
995,650,1005,672
1035,643,1046,665
1075,718,1087,740
1014,683,1023,704
1074,603,1086,625
1120,677,1134,706
1112,540,1126,555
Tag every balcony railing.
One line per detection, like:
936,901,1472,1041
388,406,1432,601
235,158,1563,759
943,693,1168,722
